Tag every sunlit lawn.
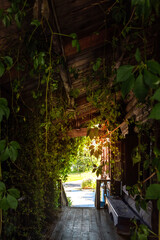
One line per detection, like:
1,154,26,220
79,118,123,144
66,171,97,182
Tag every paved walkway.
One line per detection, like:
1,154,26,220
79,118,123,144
63,180,95,207
50,207,129,240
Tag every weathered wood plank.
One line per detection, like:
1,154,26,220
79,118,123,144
49,207,129,240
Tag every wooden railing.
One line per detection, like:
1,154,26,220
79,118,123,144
95,179,111,209
58,180,68,207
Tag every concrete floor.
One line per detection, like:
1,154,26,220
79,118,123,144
63,180,95,207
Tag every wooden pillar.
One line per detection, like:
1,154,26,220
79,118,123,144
96,180,100,209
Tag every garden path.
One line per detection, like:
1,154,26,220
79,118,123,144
63,180,95,207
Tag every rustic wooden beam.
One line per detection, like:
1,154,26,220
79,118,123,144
64,29,111,57
48,0,74,107
67,128,88,137
67,127,107,138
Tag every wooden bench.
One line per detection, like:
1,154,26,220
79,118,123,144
105,196,140,235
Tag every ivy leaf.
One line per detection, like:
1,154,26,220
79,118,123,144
0,181,6,193
89,145,94,150
90,149,94,156
0,147,10,162
0,196,9,210
94,150,99,159
143,69,159,89
69,33,77,39
0,140,6,152
72,39,77,47
0,9,4,18
0,108,5,122
146,184,160,199
4,56,13,68
7,194,18,209
133,74,148,101
34,58,39,70
8,146,18,162
157,199,160,211
10,141,20,150
147,60,160,75
0,61,5,77
31,19,41,27
151,88,160,101
135,48,141,63
148,103,160,120
15,12,21,28
121,75,135,98
87,128,95,140
131,231,137,240
0,98,8,107
8,188,20,199
157,171,160,182
0,104,10,120
93,58,102,72
2,15,11,27
116,65,134,82
152,157,160,172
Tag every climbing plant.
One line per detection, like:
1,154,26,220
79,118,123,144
0,0,159,239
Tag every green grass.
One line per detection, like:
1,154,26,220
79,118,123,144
66,171,96,182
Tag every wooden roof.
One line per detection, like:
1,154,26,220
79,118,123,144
0,0,155,133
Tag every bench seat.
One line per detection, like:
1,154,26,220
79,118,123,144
105,196,140,235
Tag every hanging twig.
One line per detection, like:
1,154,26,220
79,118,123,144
143,172,156,184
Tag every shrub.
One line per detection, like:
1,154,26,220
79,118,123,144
81,178,96,189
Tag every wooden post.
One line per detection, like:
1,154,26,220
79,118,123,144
96,180,100,209
58,180,62,208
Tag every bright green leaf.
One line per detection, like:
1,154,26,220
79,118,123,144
146,184,160,199
135,48,141,62
151,88,160,101
133,74,148,101
72,39,77,48
0,61,5,77
121,75,135,98
147,60,160,75
144,69,159,89
148,103,160,120
7,194,18,209
116,65,134,82
8,188,20,199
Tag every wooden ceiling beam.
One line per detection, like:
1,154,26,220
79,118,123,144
64,29,111,57
67,127,105,138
